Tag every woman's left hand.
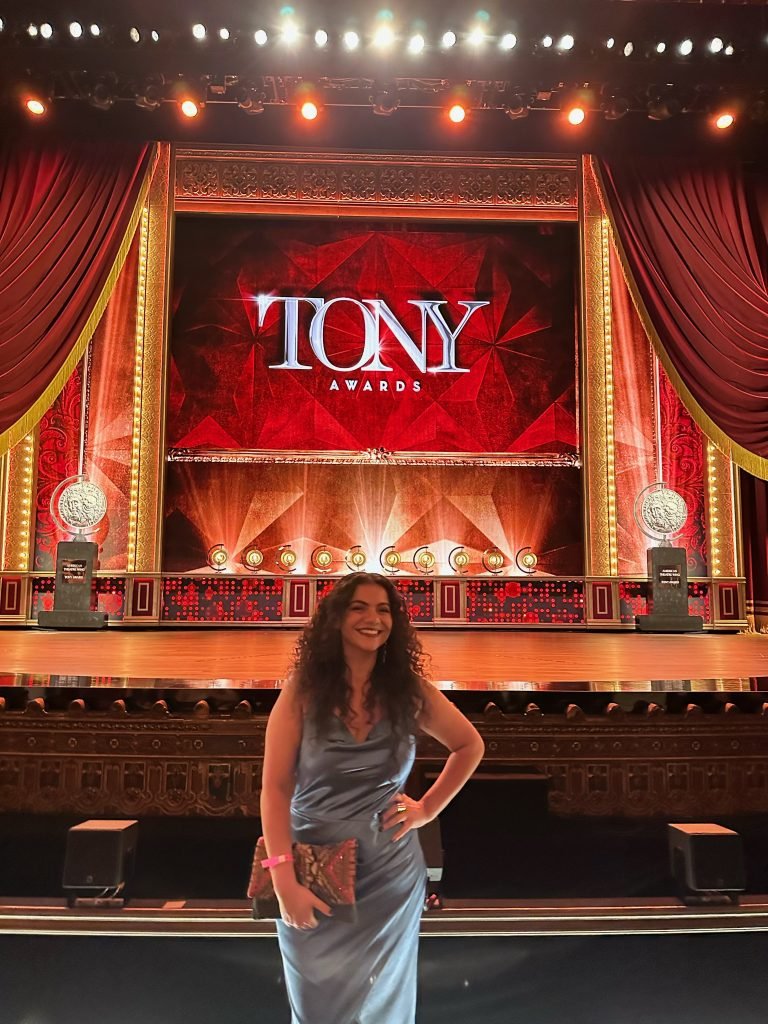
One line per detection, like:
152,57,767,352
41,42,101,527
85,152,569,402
380,793,430,841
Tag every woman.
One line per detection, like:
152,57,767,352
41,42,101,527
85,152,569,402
260,571,484,1024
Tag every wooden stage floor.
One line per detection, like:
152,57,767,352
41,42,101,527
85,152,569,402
1,628,768,688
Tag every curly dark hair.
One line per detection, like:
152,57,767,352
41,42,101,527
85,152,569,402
293,572,427,745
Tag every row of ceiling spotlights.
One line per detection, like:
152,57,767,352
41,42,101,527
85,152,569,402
3,19,740,57
19,90,746,130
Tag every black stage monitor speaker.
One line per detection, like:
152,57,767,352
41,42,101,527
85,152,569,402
63,819,139,894
668,823,745,899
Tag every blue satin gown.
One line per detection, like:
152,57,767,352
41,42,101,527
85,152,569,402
276,715,425,1024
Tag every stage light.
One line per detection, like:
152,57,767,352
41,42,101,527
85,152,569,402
448,103,467,123
89,24,101,37
218,28,230,41
0,18,4,32
40,23,53,39
448,546,470,574
606,37,615,49
558,34,575,51
541,35,553,49
500,33,517,51
623,41,634,57
504,91,529,119
413,546,437,575
180,98,200,118
89,79,115,111
150,30,159,43
277,545,298,572
482,547,505,574
192,23,206,40
315,29,328,47
371,85,399,115
724,44,734,56
373,24,395,49
135,77,164,111
714,111,735,130
604,96,629,120
237,85,265,114
207,544,229,572
311,546,334,573
129,27,141,43
254,29,268,46
343,30,360,51
647,91,680,120
655,42,666,54
379,546,402,574
27,24,39,38
242,545,265,571
467,26,486,47
408,33,425,55
300,100,319,120
441,30,457,49
24,96,47,117
67,21,83,38
515,547,539,575
566,104,586,125
678,39,693,56
345,545,367,571
709,37,724,54
280,21,300,45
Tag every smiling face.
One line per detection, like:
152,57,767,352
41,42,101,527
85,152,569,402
340,582,393,659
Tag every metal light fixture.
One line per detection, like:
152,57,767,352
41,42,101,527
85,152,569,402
311,546,334,573
448,546,471,574
413,545,436,575
481,547,505,575
207,543,228,572
515,547,539,575
345,545,367,571
277,544,298,572
379,546,402,574
242,545,264,571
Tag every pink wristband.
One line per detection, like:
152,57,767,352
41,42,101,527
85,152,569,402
261,853,295,869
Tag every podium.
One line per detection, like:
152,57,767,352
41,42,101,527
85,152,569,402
636,546,703,633
38,540,107,630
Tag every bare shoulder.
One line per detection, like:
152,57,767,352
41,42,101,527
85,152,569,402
416,678,483,751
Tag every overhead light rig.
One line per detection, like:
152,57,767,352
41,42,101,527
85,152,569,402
1,5,766,129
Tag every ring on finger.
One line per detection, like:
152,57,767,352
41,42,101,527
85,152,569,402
396,801,407,814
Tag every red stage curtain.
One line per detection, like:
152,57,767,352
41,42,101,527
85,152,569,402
0,140,155,456
595,156,768,480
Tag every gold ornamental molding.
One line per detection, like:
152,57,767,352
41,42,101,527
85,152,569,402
174,148,579,220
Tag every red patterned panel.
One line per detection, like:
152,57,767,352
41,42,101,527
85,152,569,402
466,579,584,624
438,580,463,620
0,577,23,616
315,576,433,622
30,577,126,620
619,581,710,624
33,363,83,571
130,578,156,617
161,576,283,622
590,582,615,621
659,368,707,575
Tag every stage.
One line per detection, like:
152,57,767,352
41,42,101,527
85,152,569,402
1,627,767,689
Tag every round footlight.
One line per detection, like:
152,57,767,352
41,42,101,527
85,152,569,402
311,546,334,572
413,545,436,574
277,545,298,572
448,546,470,574
207,544,229,571
345,545,367,571
380,546,402,574
482,547,505,574
242,545,264,571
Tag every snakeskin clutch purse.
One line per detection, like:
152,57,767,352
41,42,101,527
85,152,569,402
248,836,358,922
